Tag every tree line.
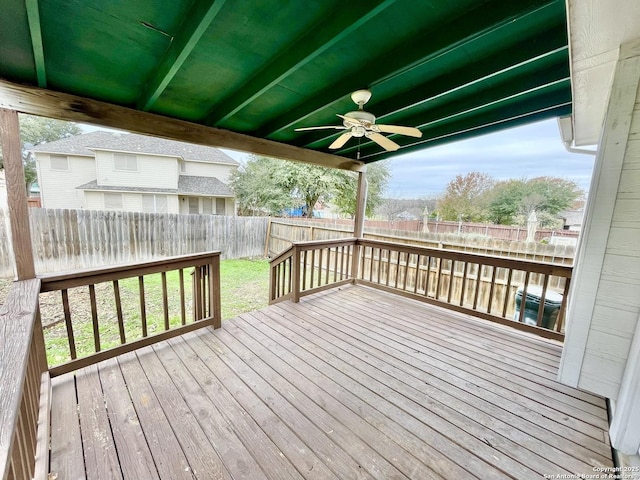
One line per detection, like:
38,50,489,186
436,171,584,227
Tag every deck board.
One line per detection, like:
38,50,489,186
49,285,613,480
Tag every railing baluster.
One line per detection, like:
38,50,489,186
369,246,375,281
447,260,455,303
302,250,308,290
402,252,410,290
61,289,77,359
487,266,497,314
536,274,550,327
88,284,101,352
435,257,442,300
517,271,531,324
161,271,170,331
139,276,148,335
318,248,324,286
310,249,316,288
113,280,126,343
394,250,402,288
333,246,339,282
179,269,186,325
473,264,482,310
413,254,421,294
424,256,432,296
502,268,513,318
459,261,469,307
556,277,571,332
325,248,331,285
386,249,392,286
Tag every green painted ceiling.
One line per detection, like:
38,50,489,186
0,0,570,163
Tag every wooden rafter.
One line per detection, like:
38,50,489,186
204,0,397,126
137,0,228,111
257,0,558,138
25,0,47,88
0,79,364,171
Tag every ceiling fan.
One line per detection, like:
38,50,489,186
295,89,422,152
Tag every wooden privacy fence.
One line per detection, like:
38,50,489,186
270,238,572,341
39,251,221,375
279,217,580,242
267,219,576,266
0,209,268,278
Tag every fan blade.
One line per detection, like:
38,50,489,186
376,124,422,137
294,125,346,131
329,132,353,149
367,132,400,151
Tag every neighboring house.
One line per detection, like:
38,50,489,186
30,131,238,215
558,208,584,231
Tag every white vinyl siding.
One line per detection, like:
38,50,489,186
50,155,69,170
36,153,94,209
182,160,237,183
104,193,123,210
113,153,137,171
94,151,177,189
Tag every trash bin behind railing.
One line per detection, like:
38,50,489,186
514,286,563,329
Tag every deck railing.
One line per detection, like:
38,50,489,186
39,251,221,377
0,279,49,480
270,238,571,341
269,238,355,303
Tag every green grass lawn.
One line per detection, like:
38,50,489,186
41,258,270,366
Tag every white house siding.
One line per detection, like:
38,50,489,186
85,191,180,214
559,39,640,457
94,151,178,189
183,160,236,183
36,153,94,209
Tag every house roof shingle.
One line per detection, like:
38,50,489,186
30,131,239,165
76,175,233,197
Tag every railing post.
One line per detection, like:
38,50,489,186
0,108,36,280
292,246,301,303
210,255,221,329
351,170,368,280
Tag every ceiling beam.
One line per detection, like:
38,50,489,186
137,0,228,111
336,77,570,156
365,105,572,163
0,79,363,171
302,49,569,149
203,0,397,126
358,90,572,161
257,0,560,139
25,0,46,87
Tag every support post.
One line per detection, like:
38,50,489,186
351,169,368,279
0,108,35,279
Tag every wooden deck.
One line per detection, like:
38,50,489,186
49,285,613,480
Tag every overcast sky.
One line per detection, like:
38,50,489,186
84,117,596,199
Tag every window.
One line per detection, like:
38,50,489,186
50,155,69,170
216,198,226,215
142,194,168,213
104,193,123,210
179,161,186,173
202,198,213,214
113,153,137,171
188,197,199,214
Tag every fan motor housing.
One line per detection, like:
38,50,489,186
343,110,376,126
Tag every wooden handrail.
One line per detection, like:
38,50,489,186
359,238,573,278
0,279,48,480
39,252,222,376
268,238,572,340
